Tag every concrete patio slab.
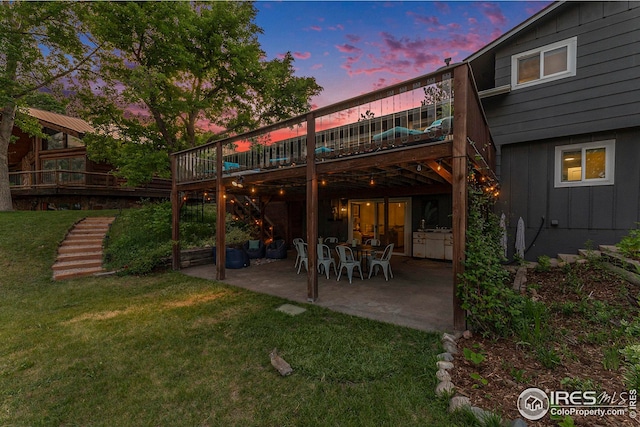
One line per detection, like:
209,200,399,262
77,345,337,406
181,252,455,333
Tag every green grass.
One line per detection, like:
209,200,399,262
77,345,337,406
0,210,467,426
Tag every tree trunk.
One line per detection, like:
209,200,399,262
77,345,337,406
0,104,17,211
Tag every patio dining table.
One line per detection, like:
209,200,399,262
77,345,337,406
327,243,383,273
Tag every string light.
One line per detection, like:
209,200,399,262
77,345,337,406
279,186,284,195
369,175,374,185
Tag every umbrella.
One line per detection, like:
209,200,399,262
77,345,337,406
515,217,526,258
500,213,507,258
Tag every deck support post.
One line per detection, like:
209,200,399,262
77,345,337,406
216,141,226,280
452,64,469,331
306,112,318,301
171,155,181,270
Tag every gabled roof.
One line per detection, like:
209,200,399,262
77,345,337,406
27,108,94,135
464,1,564,63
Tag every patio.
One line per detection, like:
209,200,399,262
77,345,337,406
181,252,454,332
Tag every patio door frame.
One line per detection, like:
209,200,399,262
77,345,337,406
348,197,412,256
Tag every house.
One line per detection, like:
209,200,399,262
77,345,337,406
9,108,170,210
467,1,640,259
170,1,639,329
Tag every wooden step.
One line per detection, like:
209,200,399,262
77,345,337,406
53,266,105,281
557,253,580,263
56,251,103,263
58,242,103,252
578,249,601,258
53,216,114,281
53,259,103,271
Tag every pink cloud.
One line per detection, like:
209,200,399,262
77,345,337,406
478,2,507,26
406,11,440,26
346,34,361,43
311,63,324,70
335,44,362,54
309,25,322,32
293,51,311,60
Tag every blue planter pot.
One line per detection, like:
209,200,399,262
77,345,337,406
212,247,250,269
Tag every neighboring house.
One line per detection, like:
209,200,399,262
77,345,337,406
467,1,640,259
9,108,170,210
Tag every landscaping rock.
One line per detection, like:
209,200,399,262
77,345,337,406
508,418,528,427
442,341,458,354
448,395,471,413
513,266,527,292
436,360,454,370
436,369,451,382
437,352,454,361
435,380,455,396
469,406,492,422
442,332,457,343
462,330,473,339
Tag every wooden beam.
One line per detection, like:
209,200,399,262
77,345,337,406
452,64,469,331
425,159,453,184
171,155,181,270
306,112,318,301
216,141,226,280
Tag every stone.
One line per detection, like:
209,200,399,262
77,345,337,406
469,406,492,422
437,352,454,361
513,266,527,292
436,369,451,382
276,304,306,316
442,332,457,342
435,380,455,396
436,360,454,370
462,330,473,339
448,395,471,413
508,418,528,427
269,348,293,376
442,341,458,354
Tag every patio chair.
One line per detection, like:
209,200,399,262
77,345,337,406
317,243,337,279
368,243,394,280
335,245,363,284
266,239,287,259
297,242,309,274
364,238,380,246
293,238,304,269
324,237,338,243
363,238,381,265
242,239,266,259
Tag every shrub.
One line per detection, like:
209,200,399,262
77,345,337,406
457,186,524,337
617,224,640,260
105,201,251,274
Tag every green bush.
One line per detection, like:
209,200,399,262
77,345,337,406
105,201,251,274
457,186,524,337
617,224,640,260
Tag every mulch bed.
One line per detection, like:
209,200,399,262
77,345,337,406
450,262,640,426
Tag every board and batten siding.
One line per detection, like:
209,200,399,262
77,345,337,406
483,2,640,147
495,128,640,260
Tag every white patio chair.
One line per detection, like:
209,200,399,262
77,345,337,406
335,245,363,284
368,243,394,281
296,242,309,274
363,238,381,265
317,243,337,279
364,238,380,246
324,236,338,243
293,238,304,269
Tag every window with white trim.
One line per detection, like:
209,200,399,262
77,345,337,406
512,37,577,89
554,140,615,188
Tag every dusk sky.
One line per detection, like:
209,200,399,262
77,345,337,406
254,1,551,109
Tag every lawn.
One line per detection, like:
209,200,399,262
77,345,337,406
0,211,469,426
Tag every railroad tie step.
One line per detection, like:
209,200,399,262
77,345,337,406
52,216,115,281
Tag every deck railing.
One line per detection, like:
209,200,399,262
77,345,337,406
9,170,171,192
174,69,458,184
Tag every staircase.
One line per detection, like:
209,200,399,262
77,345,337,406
52,217,115,281
229,195,275,242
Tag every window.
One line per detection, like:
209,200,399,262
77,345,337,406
42,127,85,150
512,37,577,89
554,140,615,187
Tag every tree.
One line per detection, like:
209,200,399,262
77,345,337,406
0,2,98,211
81,2,322,185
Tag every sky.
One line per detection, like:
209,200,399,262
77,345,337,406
254,1,551,109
